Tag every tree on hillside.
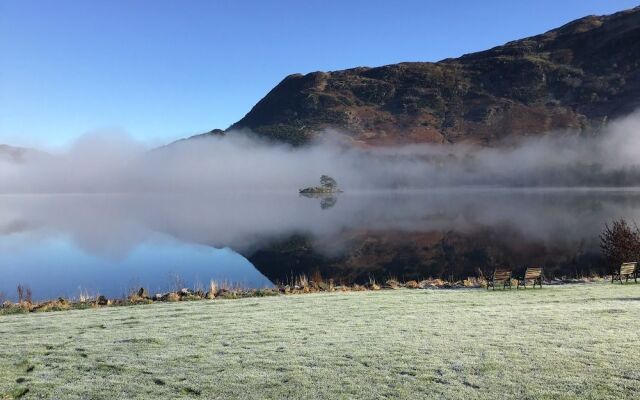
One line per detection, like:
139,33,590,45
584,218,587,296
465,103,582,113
600,219,640,269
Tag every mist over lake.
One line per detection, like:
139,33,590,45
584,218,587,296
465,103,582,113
4,116,640,299
1,188,638,300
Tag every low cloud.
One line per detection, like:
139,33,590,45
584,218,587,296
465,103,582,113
2,111,640,193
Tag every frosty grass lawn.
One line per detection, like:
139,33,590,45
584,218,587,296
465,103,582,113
1,283,639,399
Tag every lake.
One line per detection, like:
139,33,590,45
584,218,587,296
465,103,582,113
1,189,638,300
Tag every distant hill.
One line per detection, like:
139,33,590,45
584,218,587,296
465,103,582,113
225,6,640,146
0,144,43,163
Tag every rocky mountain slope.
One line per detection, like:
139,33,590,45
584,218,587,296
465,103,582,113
227,7,640,146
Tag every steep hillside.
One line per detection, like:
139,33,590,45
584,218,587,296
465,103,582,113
228,7,640,146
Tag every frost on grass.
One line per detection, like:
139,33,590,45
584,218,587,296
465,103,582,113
0,284,639,399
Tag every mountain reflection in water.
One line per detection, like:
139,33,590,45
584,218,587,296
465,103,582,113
0,189,638,299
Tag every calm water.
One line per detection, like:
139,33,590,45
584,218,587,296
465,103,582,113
1,189,639,300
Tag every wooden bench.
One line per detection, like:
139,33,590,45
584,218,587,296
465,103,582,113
517,267,543,289
486,268,512,290
612,262,638,284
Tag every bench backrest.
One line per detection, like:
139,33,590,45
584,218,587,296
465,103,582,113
524,267,543,280
620,262,637,275
493,269,511,282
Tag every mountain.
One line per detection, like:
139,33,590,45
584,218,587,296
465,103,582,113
227,7,640,146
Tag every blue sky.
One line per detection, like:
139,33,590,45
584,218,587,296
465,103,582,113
1,0,638,148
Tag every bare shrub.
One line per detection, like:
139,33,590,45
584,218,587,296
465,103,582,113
600,219,640,268
208,280,218,295
17,284,24,304
78,287,92,302
16,284,33,304
311,270,323,285
297,274,309,288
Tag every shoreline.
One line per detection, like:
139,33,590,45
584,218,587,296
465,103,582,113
1,276,606,316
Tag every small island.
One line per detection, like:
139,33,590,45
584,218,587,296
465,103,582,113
299,175,342,194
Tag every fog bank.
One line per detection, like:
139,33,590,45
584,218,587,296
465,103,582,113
2,112,640,193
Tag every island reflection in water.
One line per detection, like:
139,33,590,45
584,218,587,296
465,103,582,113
0,189,638,300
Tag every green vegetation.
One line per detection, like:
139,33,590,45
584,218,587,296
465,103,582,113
1,284,639,399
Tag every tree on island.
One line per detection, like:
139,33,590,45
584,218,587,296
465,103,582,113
299,175,341,194
320,175,337,190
